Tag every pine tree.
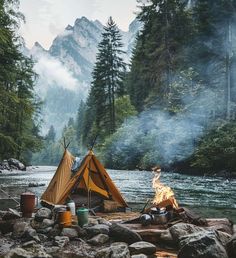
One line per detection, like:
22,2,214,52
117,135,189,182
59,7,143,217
46,125,56,143
0,0,42,162
128,0,194,112
84,17,126,143
192,0,236,120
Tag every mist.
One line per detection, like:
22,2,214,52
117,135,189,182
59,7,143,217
31,49,89,135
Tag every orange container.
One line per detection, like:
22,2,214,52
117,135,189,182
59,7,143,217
58,210,72,227
20,192,35,218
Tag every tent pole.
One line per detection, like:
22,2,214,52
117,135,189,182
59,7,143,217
87,154,91,209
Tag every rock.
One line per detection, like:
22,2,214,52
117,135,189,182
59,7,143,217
22,240,37,247
0,237,15,257
129,241,156,255
45,246,60,255
0,220,14,234
8,158,26,170
37,226,52,234
96,242,130,258
2,209,21,220
206,218,233,235
226,233,236,258
42,218,54,228
61,227,78,239
87,233,109,245
12,221,28,239
30,219,42,230
48,225,61,238
215,230,232,247
169,223,206,243
38,233,48,242
88,217,99,226
71,224,87,238
35,207,52,222
23,227,40,242
54,236,70,247
131,255,148,258
0,210,6,217
178,230,228,258
86,224,110,236
109,223,142,244
5,247,31,258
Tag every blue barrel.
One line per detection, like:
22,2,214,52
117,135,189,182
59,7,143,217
77,207,88,227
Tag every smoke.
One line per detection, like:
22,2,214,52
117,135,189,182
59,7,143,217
108,87,223,168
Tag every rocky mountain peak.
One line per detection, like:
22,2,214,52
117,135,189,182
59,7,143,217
65,24,73,31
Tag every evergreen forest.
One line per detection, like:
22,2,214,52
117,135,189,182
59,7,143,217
0,0,42,163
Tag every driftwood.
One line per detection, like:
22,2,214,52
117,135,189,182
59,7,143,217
123,223,174,244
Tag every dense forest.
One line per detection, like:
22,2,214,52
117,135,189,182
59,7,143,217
0,0,42,163
1,0,236,177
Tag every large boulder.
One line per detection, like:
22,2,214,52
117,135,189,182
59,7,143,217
178,230,228,258
109,223,142,244
86,224,110,237
96,242,130,258
8,158,26,170
35,208,52,222
226,233,236,258
129,241,156,255
169,223,206,243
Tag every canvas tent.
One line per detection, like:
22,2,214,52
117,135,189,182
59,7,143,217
41,149,128,209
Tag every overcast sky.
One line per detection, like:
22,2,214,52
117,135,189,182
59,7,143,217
19,0,138,49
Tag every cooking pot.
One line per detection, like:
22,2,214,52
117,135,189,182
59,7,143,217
151,211,168,224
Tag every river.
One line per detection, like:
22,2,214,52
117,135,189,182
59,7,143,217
0,166,235,222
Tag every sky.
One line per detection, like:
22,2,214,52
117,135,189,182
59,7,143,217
19,0,138,49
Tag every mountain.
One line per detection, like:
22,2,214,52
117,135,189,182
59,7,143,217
29,17,142,136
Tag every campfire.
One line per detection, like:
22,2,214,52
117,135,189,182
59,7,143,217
139,167,207,227
152,169,178,209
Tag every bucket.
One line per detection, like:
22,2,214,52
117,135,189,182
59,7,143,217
20,192,35,218
58,210,72,227
77,207,88,227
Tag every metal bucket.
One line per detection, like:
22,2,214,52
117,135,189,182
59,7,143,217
20,192,35,218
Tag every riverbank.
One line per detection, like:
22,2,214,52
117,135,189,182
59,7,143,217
0,207,235,258
0,167,236,223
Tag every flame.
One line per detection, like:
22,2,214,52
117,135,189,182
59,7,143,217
152,171,179,209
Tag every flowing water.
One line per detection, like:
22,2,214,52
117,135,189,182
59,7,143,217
0,166,235,222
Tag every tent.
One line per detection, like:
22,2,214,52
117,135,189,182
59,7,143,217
41,149,128,209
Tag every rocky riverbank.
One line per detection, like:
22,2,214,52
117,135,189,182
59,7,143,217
0,159,26,172
0,208,236,258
